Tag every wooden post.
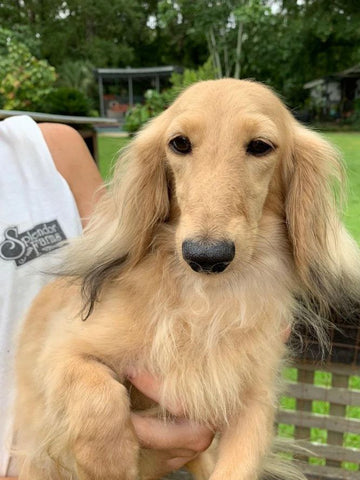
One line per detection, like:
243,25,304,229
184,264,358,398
155,75,160,92
128,76,134,107
295,367,315,464
326,372,348,468
98,74,105,117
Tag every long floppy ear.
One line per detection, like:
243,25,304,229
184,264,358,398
284,123,360,326
63,112,170,316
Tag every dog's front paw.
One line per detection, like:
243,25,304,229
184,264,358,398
68,378,140,480
74,420,139,480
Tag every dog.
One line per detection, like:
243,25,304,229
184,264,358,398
14,79,360,480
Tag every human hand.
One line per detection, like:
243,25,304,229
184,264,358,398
127,371,214,478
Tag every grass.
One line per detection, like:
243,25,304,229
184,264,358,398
97,131,360,467
97,135,130,180
324,132,360,242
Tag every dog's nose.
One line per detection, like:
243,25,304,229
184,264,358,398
182,240,235,274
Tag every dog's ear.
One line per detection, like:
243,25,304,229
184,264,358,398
284,125,343,284
284,123,360,323
110,114,170,262
64,113,170,317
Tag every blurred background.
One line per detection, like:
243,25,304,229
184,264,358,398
1,1,360,127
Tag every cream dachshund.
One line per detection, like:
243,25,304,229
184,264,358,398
14,79,360,480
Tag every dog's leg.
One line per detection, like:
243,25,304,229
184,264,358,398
185,436,218,480
67,357,139,480
21,355,139,480
209,395,275,480
186,450,217,480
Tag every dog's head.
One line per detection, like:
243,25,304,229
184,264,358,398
69,79,360,321
162,80,290,275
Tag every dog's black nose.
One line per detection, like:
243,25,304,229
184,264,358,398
182,240,235,274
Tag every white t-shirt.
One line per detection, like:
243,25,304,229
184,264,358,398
0,116,83,476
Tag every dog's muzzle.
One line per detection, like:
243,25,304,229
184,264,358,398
182,239,235,274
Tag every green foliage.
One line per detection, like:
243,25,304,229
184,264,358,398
0,0,158,68
0,24,41,57
170,59,217,90
39,87,91,116
1,1,360,111
124,89,171,133
0,28,56,111
156,0,360,106
123,102,150,134
124,61,216,133
55,59,98,112
57,60,95,95
157,0,273,79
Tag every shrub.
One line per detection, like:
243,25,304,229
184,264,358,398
39,87,91,116
57,60,95,95
170,59,218,92
124,89,175,133
0,28,56,111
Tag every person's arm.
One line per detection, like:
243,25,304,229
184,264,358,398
39,123,104,227
127,371,214,478
0,124,103,480
2,377,213,480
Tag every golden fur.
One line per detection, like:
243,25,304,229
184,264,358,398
14,79,360,480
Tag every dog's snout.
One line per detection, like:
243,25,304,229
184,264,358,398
182,240,235,274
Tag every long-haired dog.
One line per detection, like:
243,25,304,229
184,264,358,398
14,79,360,480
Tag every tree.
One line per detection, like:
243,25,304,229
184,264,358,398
57,60,95,96
0,28,56,110
272,0,360,105
1,0,359,109
157,0,274,79
155,0,360,106
0,0,159,69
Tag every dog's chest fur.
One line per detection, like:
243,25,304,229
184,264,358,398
102,263,288,426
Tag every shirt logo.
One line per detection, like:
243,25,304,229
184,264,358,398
0,220,67,266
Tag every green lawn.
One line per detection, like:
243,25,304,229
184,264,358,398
324,132,360,243
97,135,130,180
97,133,360,243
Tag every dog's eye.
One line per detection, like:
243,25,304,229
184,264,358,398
169,136,192,155
246,140,274,157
